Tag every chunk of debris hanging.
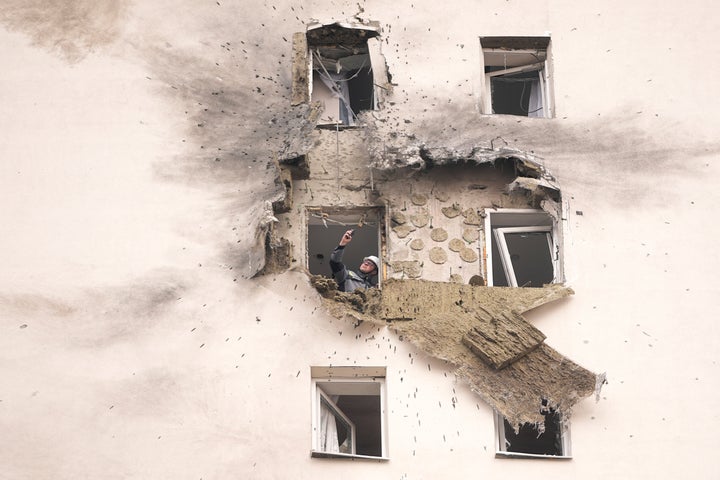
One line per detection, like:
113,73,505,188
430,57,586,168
462,310,546,369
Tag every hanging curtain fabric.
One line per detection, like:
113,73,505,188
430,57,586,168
314,53,356,125
319,397,340,453
527,70,545,118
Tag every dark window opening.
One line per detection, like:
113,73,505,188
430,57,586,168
490,70,542,116
307,208,383,278
335,395,382,457
500,402,566,457
481,36,552,118
307,24,380,126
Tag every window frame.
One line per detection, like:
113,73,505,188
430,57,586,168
494,410,572,459
493,225,556,287
305,206,385,286
300,22,389,127
310,366,389,460
484,209,561,287
480,37,554,118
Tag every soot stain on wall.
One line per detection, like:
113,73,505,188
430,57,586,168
0,0,130,62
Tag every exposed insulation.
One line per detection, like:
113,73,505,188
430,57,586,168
316,279,601,425
462,310,546,369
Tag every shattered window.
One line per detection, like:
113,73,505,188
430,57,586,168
495,402,570,458
306,207,383,279
311,366,388,459
480,36,553,118
305,23,381,126
486,209,558,287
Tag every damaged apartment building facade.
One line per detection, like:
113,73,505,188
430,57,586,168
266,20,602,461
2,1,718,479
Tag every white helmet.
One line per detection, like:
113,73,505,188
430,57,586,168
363,255,380,271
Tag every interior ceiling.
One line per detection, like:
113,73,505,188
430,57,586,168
484,50,546,68
314,51,370,72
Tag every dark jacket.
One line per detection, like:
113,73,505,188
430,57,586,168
329,245,377,292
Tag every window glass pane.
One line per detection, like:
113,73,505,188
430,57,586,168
504,231,553,287
320,396,354,454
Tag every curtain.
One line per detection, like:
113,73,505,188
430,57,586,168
317,72,355,125
527,71,544,118
319,397,340,453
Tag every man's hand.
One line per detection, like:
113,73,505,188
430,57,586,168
339,229,354,246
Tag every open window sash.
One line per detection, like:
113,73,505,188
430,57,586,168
493,226,556,287
317,388,356,455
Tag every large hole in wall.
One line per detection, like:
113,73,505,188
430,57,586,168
307,207,384,278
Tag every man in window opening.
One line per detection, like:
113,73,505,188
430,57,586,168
330,229,379,292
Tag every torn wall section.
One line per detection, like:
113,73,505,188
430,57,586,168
328,279,603,426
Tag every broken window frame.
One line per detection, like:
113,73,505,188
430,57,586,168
480,37,554,118
310,366,389,460
305,206,385,286
493,410,572,459
293,22,389,127
484,209,561,287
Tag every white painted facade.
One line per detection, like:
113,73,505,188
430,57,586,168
1,1,719,478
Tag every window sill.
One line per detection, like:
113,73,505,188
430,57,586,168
311,451,389,461
495,451,572,460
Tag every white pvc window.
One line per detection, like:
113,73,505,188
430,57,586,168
485,209,560,287
311,366,388,460
494,409,572,459
493,226,555,287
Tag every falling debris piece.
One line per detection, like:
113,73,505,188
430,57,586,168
430,228,448,242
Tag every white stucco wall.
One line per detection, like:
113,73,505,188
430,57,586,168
1,1,719,479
